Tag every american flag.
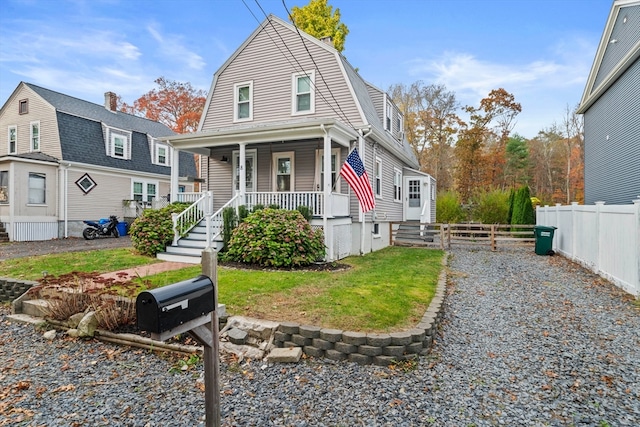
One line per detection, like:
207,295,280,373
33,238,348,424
340,148,375,213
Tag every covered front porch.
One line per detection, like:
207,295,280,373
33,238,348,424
161,118,365,262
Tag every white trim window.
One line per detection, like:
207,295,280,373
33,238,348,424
292,71,315,115
394,168,402,202
273,151,294,192
8,126,17,154
19,99,28,115
385,100,392,132
105,127,132,160
0,170,8,203
234,81,253,122
375,157,382,197
132,179,158,203
30,121,40,151
28,172,46,204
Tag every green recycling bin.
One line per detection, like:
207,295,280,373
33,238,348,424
533,225,557,255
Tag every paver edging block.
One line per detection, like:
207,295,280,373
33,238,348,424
270,251,450,365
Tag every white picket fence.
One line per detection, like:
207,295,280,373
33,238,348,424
536,200,640,297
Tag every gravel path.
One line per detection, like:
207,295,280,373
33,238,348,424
1,247,639,426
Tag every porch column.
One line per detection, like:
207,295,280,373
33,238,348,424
323,127,334,260
239,143,246,206
170,147,180,203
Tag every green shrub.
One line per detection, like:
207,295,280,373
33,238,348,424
506,188,516,224
268,204,281,210
238,205,250,223
296,205,313,222
470,189,510,224
511,185,535,225
436,191,465,223
222,206,238,251
221,208,325,268
130,203,190,256
252,204,264,212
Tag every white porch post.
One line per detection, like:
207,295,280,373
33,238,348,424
322,127,333,261
239,143,246,207
170,147,180,202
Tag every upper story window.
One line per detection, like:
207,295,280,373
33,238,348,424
150,138,171,166
28,172,46,204
8,126,17,154
234,81,253,122
385,101,392,132
19,99,28,115
396,115,404,142
394,168,402,202
105,126,132,160
375,157,382,197
292,71,315,115
30,121,40,151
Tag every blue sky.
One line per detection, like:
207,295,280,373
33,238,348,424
0,0,612,138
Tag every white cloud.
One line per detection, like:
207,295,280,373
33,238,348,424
147,24,206,71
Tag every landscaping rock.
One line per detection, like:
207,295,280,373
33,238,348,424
227,327,248,345
77,311,98,337
43,330,56,340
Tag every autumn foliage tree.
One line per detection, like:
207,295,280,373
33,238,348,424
127,77,207,134
289,0,349,52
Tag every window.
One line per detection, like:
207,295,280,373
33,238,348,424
394,168,402,202
292,71,315,114
132,180,158,202
19,99,28,115
113,135,125,157
273,152,294,192
385,101,392,131
76,173,97,194
375,157,382,197
106,127,131,159
28,172,46,204
316,148,340,191
0,171,8,203
234,81,253,121
157,146,167,165
397,114,404,141
8,126,17,154
30,121,40,151
373,223,380,236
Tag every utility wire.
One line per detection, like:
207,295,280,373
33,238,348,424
281,0,356,129
239,0,357,129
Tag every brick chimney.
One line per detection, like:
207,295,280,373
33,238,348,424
320,36,333,47
104,91,117,111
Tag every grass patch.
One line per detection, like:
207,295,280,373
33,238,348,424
3,246,444,333
0,248,158,281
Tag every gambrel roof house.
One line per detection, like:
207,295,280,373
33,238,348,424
577,0,640,205
0,82,197,241
160,15,435,263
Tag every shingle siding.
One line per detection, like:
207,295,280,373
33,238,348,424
584,58,640,205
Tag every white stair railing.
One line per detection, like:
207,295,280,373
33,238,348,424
172,192,212,245
206,194,241,247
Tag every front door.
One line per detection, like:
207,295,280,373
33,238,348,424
404,177,423,221
233,149,256,193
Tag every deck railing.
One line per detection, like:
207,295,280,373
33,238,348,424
246,192,324,216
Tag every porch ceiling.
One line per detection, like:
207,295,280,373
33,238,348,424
165,118,359,154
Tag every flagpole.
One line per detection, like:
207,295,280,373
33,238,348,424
358,129,366,255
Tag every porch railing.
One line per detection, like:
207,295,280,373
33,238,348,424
246,192,324,216
206,194,242,245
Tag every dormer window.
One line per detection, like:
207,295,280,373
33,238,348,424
385,101,392,132
157,145,167,165
292,71,315,115
234,81,253,122
104,126,131,159
149,137,171,166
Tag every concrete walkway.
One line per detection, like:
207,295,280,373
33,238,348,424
98,261,194,282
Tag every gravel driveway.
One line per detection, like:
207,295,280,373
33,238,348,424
0,236,133,260
1,247,638,426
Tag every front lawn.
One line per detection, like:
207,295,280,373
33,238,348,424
1,246,444,333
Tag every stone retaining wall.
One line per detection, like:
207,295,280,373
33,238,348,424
272,255,448,365
0,277,37,302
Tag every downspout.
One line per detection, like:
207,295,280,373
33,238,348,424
58,162,71,238
358,126,373,255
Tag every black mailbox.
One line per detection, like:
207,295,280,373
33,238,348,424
136,275,215,334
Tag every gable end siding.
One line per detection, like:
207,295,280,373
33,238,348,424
593,5,640,91
201,20,362,130
584,58,640,205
